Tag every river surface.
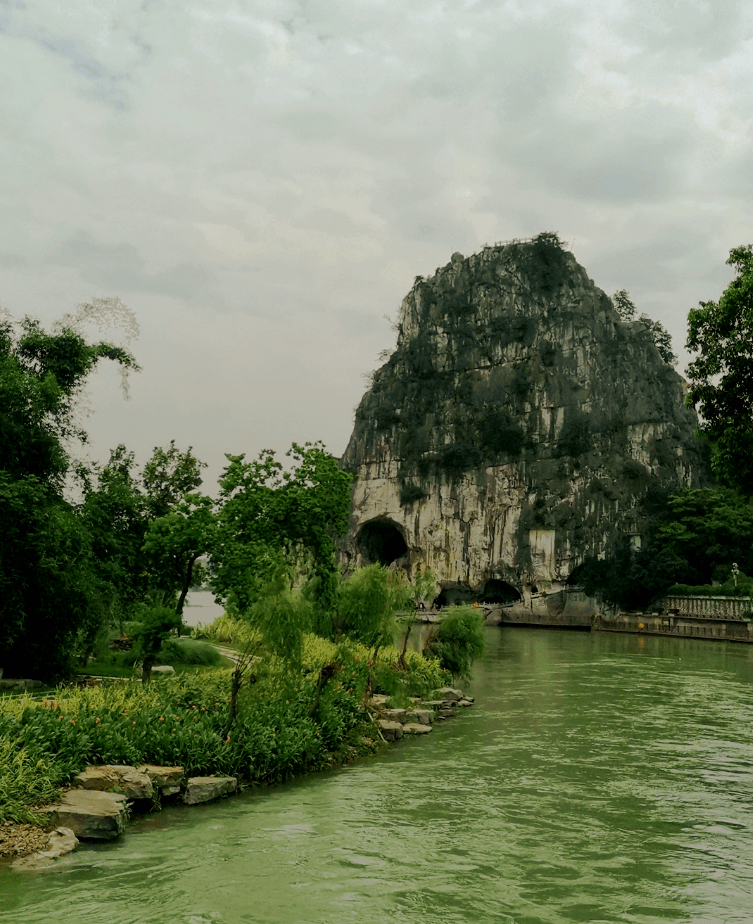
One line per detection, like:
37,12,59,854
4,628,753,924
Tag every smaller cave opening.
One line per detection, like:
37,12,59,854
356,517,408,567
479,579,521,604
435,586,476,608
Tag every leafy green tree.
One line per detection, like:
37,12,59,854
613,289,637,321
571,537,687,611
142,492,217,626
422,605,485,682
655,487,753,582
333,564,412,698
142,440,206,518
686,244,753,492
397,568,438,669
639,314,677,366
0,310,138,679
213,442,353,615
131,602,183,683
79,446,150,634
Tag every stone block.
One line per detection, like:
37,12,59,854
376,719,404,741
151,665,175,675
74,764,153,800
402,723,432,735
456,698,473,707
11,827,79,871
47,790,128,840
137,764,184,791
183,776,238,805
382,707,407,724
437,687,463,702
405,709,434,725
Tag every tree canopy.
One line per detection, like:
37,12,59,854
0,311,139,678
686,244,753,493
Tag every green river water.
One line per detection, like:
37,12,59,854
3,628,753,924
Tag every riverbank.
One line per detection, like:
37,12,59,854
0,634,452,856
1,683,472,868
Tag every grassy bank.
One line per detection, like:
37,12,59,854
0,634,448,825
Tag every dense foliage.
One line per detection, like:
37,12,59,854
570,486,753,609
686,244,753,493
0,631,448,824
0,312,138,678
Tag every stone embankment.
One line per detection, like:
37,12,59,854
6,686,473,871
371,686,473,741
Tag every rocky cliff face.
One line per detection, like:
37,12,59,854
341,236,708,601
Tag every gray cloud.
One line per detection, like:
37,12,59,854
47,234,220,303
0,0,751,483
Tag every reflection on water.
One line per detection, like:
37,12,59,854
4,629,753,923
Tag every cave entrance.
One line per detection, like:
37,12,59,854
479,579,521,604
435,585,476,608
356,517,408,567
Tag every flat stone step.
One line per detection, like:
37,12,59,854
382,708,407,723
46,790,128,840
137,764,184,797
183,776,238,805
405,709,434,725
437,687,464,702
11,827,79,871
376,719,404,741
403,723,432,735
74,764,153,800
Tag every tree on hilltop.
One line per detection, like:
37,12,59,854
686,244,753,493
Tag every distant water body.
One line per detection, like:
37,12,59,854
182,590,225,628
4,629,753,923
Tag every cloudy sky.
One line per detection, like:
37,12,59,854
2,0,751,489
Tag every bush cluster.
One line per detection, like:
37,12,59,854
0,631,449,825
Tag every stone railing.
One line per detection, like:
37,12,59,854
662,595,752,622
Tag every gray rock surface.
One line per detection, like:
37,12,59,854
11,827,79,871
47,790,128,840
382,707,407,724
405,709,434,725
437,687,463,702
183,776,238,805
341,239,709,594
403,723,432,735
376,719,404,741
137,764,184,798
74,764,153,800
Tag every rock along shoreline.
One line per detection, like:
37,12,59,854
2,686,473,872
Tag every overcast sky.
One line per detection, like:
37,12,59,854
2,0,751,490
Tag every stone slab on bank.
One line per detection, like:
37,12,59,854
183,776,238,804
377,719,404,741
74,764,154,800
138,764,184,797
403,723,432,735
11,827,79,871
46,789,128,840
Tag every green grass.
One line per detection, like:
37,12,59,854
1,631,449,824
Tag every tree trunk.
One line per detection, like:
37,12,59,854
142,656,154,684
174,556,197,638
309,662,340,718
364,642,381,703
398,614,415,670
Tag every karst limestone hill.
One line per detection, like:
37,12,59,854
340,234,709,602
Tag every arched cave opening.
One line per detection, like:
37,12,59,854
479,579,521,604
434,585,476,608
356,517,408,567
